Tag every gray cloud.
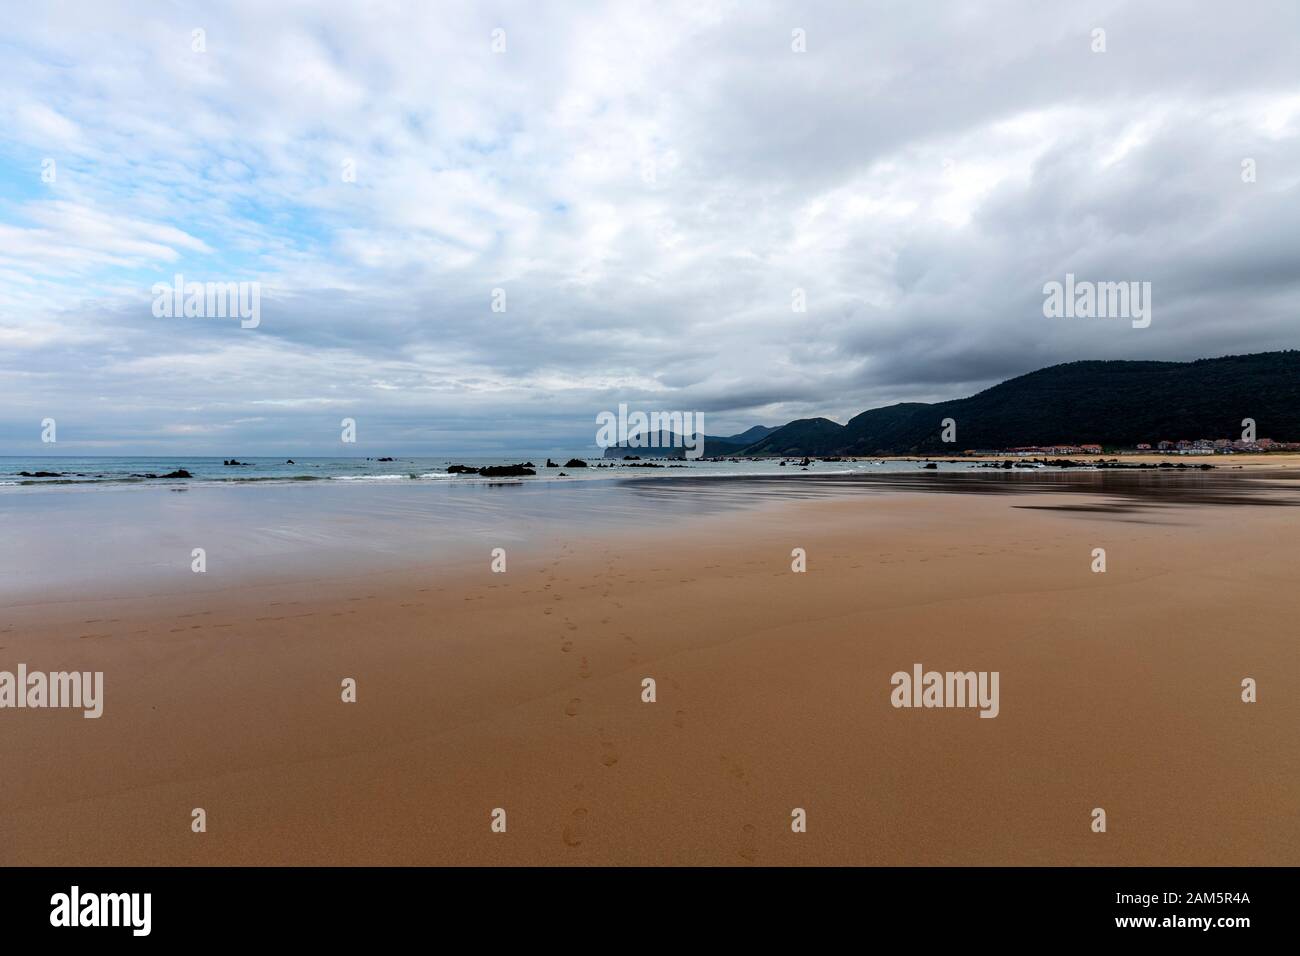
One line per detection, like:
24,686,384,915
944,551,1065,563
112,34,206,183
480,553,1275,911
0,0,1298,454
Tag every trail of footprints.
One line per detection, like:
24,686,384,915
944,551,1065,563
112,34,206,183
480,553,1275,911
69,546,767,860
549,574,751,856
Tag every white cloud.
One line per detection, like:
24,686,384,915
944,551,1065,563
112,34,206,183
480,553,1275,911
0,0,1298,452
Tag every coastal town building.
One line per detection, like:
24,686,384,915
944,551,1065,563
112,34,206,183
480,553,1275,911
965,436,1299,458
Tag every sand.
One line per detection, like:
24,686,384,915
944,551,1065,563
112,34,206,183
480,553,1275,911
1,486,1297,866
890,451,1300,470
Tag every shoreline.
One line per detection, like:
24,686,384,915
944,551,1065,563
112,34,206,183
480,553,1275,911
5,451,1300,492
4,466,1298,608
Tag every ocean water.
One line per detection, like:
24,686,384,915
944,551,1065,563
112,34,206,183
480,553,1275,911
2,456,1290,605
0,454,959,489
0,455,946,601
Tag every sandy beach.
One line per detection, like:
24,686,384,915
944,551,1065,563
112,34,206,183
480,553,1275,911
895,452,1300,470
2,478,1297,866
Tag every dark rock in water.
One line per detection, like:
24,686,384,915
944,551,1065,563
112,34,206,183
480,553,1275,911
622,455,640,460
558,472,568,477
564,458,588,468
377,457,394,462
447,463,536,478
19,471,63,477
161,469,193,479
523,462,535,468
922,462,938,469
286,459,295,464
546,459,558,468
223,459,249,466
478,464,536,477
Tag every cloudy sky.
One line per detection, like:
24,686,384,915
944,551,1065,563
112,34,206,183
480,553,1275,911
2,0,1297,456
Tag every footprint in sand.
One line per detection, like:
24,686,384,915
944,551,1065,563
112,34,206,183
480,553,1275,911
674,709,686,728
720,755,749,785
738,823,758,862
598,732,620,767
560,640,573,653
578,657,591,679
565,698,581,717
562,808,589,847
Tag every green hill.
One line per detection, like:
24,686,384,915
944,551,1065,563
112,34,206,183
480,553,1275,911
741,351,1300,455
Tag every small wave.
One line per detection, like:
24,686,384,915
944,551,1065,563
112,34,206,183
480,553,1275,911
14,477,125,486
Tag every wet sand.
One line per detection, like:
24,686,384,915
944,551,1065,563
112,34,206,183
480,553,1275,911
1,479,1297,865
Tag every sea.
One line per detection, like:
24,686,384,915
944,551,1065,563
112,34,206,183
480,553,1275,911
1,455,1289,605
0,454,944,488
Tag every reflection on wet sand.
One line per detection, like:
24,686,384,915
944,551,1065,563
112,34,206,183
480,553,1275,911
622,468,1300,515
